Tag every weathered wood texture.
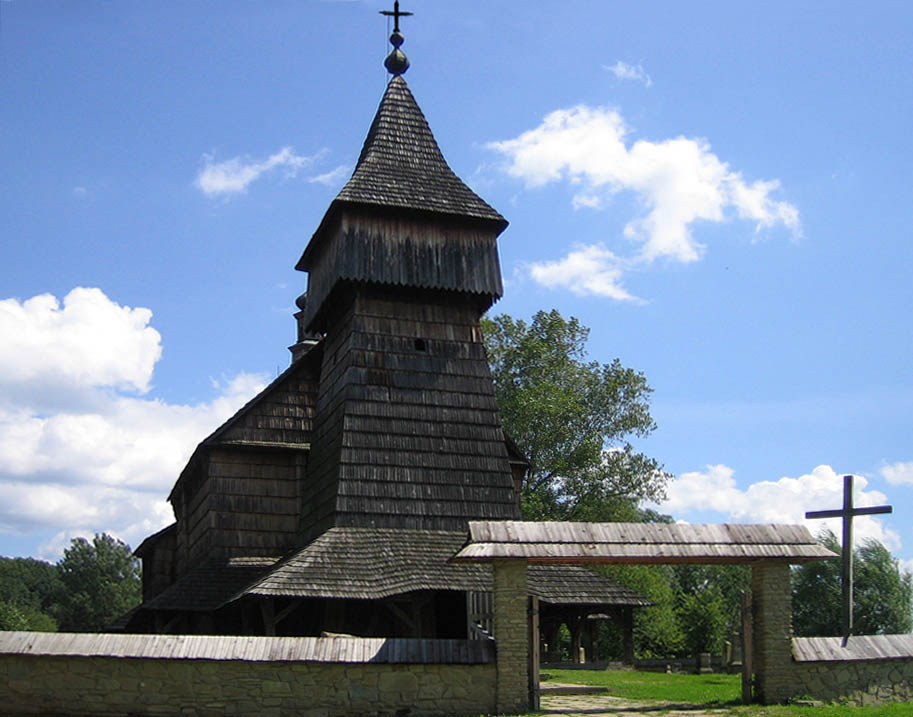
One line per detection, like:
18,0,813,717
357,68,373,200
452,521,837,564
793,634,913,662
301,212,503,333
160,356,319,576
0,631,495,664
297,75,505,266
235,529,645,609
134,524,176,602
141,556,278,613
300,291,519,541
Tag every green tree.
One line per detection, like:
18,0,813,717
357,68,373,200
0,601,29,631
601,563,685,658
0,556,65,631
678,588,727,655
57,534,142,632
792,530,913,637
482,310,669,520
672,563,750,653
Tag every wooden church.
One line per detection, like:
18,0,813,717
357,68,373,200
127,13,648,654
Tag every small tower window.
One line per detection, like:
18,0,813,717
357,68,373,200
414,338,427,352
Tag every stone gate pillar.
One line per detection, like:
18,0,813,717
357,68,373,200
493,559,528,714
751,562,793,703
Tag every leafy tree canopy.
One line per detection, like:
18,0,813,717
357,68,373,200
792,529,913,637
482,309,670,521
57,533,142,632
0,556,65,613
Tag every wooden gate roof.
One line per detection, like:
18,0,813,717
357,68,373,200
451,521,836,565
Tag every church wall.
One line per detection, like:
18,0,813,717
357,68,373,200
138,528,175,602
172,447,303,569
298,295,357,542
300,286,519,540
205,448,300,557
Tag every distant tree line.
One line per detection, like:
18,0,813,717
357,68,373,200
0,533,141,632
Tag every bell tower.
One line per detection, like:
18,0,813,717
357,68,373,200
294,15,520,540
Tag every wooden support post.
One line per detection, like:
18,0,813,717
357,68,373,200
260,599,276,636
741,590,752,704
528,595,540,712
571,615,583,663
622,606,635,666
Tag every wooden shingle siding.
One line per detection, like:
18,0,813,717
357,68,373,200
301,215,503,331
205,448,299,557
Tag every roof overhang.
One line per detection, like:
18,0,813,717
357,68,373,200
450,521,837,565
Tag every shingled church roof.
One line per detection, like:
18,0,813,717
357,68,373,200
296,76,506,272
141,529,650,612
239,528,651,606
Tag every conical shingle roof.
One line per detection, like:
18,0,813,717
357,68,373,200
337,76,506,224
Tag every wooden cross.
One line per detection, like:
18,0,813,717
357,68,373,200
805,474,892,642
380,1,413,33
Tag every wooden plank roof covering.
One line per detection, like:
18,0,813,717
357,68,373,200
167,350,319,505
297,76,505,272
234,528,648,608
793,635,913,662
143,557,279,612
0,632,494,664
528,564,652,607
200,347,319,450
451,521,836,565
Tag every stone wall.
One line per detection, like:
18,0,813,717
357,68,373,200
789,635,913,706
0,634,497,716
790,657,913,705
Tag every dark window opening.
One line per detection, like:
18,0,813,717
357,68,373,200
414,338,427,352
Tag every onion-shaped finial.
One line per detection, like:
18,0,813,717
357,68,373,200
379,2,413,76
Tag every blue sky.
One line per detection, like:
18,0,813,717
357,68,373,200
2,1,912,569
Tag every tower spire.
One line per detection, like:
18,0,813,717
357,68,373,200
380,1,412,75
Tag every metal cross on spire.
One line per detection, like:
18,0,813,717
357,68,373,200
380,1,413,76
380,1,413,33
805,474,893,644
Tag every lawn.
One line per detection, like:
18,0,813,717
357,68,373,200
543,668,913,715
545,667,741,704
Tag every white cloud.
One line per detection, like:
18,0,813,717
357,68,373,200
527,244,639,301
0,288,267,556
0,288,161,398
488,105,801,290
657,463,900,551
881,461,913,486
605,61,653,87
195,146,326,197
308,164,351,187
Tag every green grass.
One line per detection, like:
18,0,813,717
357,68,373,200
546,667,740,704
543,668,913,715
